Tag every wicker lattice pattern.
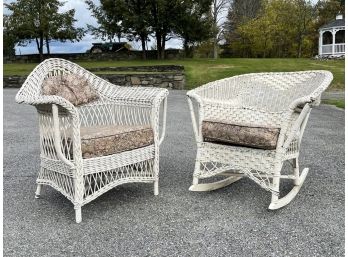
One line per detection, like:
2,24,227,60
16,58,168,223
187,71,333,207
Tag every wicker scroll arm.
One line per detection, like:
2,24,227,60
16,94,82,168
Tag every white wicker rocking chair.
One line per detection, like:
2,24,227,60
15,58,168,223
187,71,333,209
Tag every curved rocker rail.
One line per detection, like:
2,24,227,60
189,176,242,192
268,168,309,210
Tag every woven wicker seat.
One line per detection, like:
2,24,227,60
187,71,333,209
16,58,168,223
80,125,154,158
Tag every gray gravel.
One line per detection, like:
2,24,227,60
4,89,344,257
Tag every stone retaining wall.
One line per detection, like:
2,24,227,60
3,65,185,89
4,50,182,63
88,65,184,72
4,76,27,89
101,73,184,89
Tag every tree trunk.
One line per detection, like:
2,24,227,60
263,39,267,58
161,34,166,59
45,37,50,55
297,36,302,58
213,37,218,59
35,38,40,54
183,39,190,58
141,35,147,60
39,34,44,62
156,32,161,60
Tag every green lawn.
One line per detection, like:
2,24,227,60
4,58,344,90
322,99,345,109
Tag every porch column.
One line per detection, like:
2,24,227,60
332,29,337,55
318,30,323,56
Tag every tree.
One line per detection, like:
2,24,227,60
316,0,345,27
86,0,216,60
5,0,85,61
211,0,229,59
174,0,212,57
123,0,152,60
228,0,318,58
223,0,261,57
3,15,18,56
224,0,261,37
86,0,125,43
292,0,316,57
237,10,275,57
148,0,180,59
86,0,151,60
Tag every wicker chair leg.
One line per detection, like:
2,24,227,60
293,158,300,186
75,207,82,223
154,154,159,196
271,175,280,204
192,159,201,186
269,168,309,210
35,184,42,199
154,180,159,196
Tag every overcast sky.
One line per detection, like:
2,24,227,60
7,0,318,55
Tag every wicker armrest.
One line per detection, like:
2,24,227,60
280,104,312,150
16,94,79,116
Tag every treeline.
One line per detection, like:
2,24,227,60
4,0,214,60
222,0,345,58
85,0,213,59
3,0,345,60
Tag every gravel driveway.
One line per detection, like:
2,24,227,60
4,89,344,257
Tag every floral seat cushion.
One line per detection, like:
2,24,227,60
42,74,99,106
202,120,280,150
80,125,154,158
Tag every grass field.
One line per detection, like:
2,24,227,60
4,58,344,90
322,99,345,109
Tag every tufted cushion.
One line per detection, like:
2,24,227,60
80,125,154,158
42,74,99,106
202,120,280,150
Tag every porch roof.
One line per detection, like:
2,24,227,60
320,18,345,29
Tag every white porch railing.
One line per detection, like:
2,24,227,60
334,43,345,53
322,45,332,54
321,43,345,55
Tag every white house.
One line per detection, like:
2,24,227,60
318,14,345,57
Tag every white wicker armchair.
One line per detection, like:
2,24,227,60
16,58,168,223
187,71,333,209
